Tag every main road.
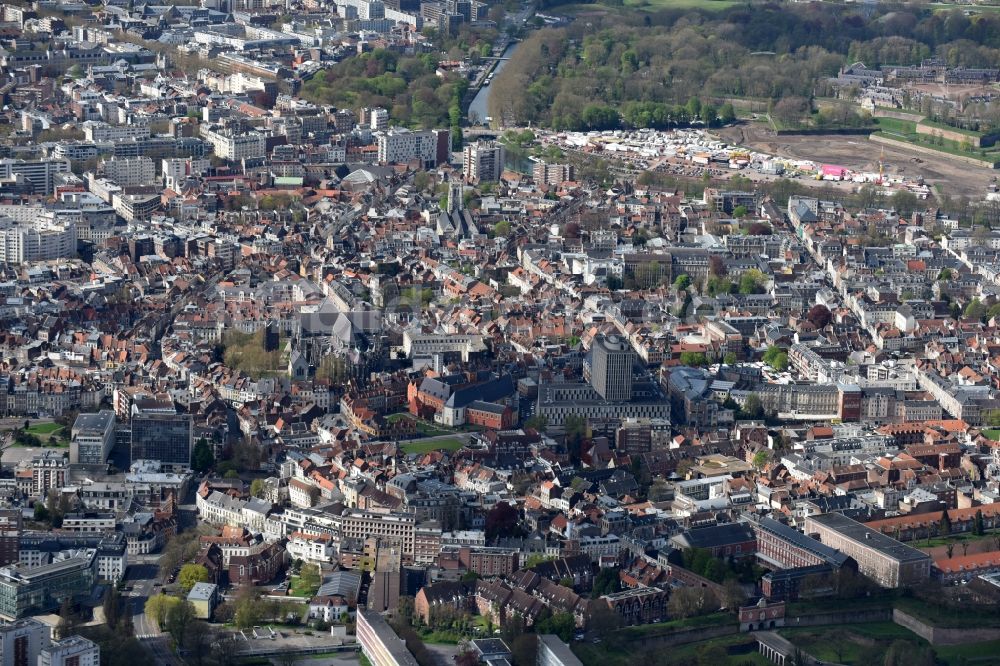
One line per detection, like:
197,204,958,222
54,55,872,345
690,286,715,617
128,563,184,666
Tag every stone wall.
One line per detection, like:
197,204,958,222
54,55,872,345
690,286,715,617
869,135,999,169
892,608,1000,646
915,121,994,148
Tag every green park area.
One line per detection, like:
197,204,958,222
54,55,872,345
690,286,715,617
6,421,69,447
222,329,285,378
400,437,466,455
289,564,322,599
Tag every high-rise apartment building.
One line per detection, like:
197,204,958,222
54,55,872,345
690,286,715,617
376,128,448,169
30,451,68,498
590,334,634,402
533,162,574,185
462,140,504,183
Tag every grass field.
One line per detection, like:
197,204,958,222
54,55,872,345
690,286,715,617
780,623,921,665
617,612,733,637
10,422,67,447
573,633,762,666
895,596,1000,628
401,438,465,454
25,422,62,435
984,428,1000,440
874,117,917,136
783,621,1000,666
289,575,320,599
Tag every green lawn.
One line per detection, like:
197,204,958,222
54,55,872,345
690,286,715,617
25,422,63,435
618,612,733,637
918,117,983,137
783,621,1000,666
874,117,917,136
894,597,1000,628
401,438,466,454
787,596,892,616
574,633,760,666
289,572,320,599
780,623,925,665
937,638,1000,663
873,116,1000,163
983,428,1000,441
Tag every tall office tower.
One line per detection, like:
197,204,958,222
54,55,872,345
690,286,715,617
130,407,192,471
590,334,634,402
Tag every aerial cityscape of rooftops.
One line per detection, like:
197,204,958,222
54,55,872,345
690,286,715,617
9,0,1000,665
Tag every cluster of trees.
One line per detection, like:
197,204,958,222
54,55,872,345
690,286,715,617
389,610,440,666
806,304,833,329
564,414,589,464
962,298,1000,324
485,501,521,541
33,489,71,527
211,588,304,630
677,548,760,586
300,49,469,130
535,611,575,642
220,329,285,378
491,4,1000,131
192,438,214,473
178,563,210,593
60,591,155,666
763,345,789,372
703,268,767,298
679,351,708,368
591,567,622,598
158,530,205,582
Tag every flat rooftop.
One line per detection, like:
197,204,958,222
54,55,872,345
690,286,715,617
808,512,930,564
72,410,114,434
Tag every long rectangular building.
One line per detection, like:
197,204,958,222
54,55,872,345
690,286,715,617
356,608,419,666
804,512,930,588
749,517,849,570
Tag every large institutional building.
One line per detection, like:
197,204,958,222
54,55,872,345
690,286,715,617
0,215,76,264
804,512,931,588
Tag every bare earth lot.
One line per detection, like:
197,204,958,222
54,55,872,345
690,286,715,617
717,122,997,199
